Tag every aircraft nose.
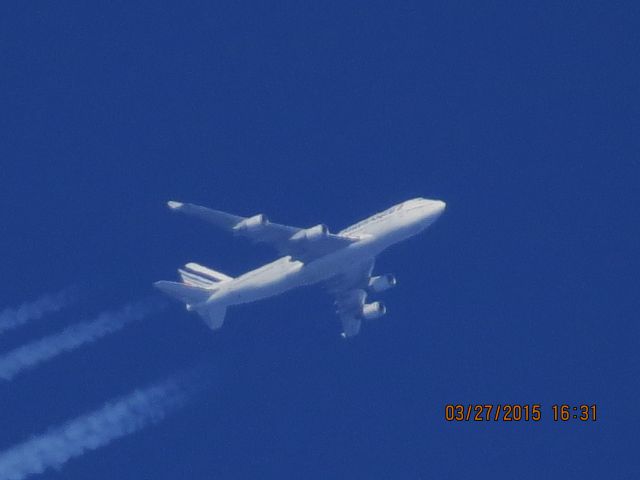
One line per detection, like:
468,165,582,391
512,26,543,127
416,199,445,227
425,199,446,217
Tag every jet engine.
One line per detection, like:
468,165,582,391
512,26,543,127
233,214,268,232
290,224,329,242
368,274,397,293
361,301,386,320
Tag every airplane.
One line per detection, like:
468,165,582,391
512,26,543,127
154,197,446,338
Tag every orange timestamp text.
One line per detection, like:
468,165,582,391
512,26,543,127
444,404,597,422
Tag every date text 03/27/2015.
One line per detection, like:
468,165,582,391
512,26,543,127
444,404,597,422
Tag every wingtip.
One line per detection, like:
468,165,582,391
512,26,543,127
167,200,184,210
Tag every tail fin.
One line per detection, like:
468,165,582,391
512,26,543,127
184,262,233,282
178,262,233,288
178,270,217,288
153,281,210,306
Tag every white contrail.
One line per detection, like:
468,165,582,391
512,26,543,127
0,288,77,335
0,374,193,480
0,299,164,381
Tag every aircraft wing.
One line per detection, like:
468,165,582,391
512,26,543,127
167,201,357,262
323,259,375,338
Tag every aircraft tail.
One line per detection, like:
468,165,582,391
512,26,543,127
155,262,233,331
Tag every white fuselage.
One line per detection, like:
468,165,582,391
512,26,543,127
205,198,445,307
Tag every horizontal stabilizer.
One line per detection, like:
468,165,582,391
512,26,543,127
153,281,210,306
184,262,233,282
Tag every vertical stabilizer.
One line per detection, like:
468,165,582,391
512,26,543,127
184,263,233,282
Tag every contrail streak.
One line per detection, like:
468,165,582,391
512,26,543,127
0,374,194,480
0,289,77,335
0,299,165,381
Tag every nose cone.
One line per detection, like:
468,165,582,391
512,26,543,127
418,199,446,227
433,199,446,211
425,199,446,217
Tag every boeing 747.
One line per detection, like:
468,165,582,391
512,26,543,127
155,198,445,337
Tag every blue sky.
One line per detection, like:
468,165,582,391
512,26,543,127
1,1,638,479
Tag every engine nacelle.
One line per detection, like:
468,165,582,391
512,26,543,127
368,274,397,293
290,224,329,242
361,301,386,321
233,214,268,232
